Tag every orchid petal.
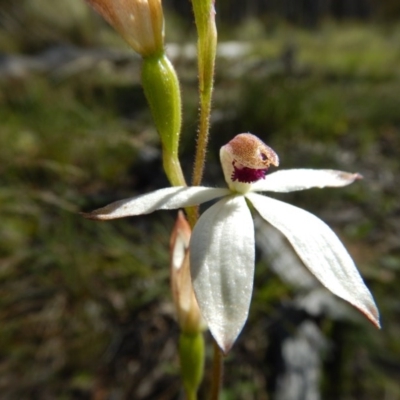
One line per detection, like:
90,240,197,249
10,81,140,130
190,195,255,354
246,192,380,328
251,169,362,193
83,187,229,220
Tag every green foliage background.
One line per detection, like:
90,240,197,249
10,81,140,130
1,0,400,398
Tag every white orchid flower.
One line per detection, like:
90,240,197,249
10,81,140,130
83,133,380,354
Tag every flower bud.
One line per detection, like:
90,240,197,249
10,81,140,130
170,211,205,334
141,54,182,176
86,0,164,57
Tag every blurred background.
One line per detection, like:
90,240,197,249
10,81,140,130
1,0,400,399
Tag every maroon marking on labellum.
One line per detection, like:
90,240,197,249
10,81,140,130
231,162,268,183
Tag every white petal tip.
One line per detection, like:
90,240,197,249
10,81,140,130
212,333,237,355
341,171,363,183
80,211,103,220
219,341,234,355
359,304,381,329
80,209,117,220
202,315,246,356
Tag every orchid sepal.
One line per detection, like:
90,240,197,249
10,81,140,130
82,187,229,220
246,192,380,328
250,169,362,193
190,195,255,354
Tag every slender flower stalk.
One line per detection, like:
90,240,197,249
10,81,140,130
83,133,380,354
210,340,223,400
191,0,217,187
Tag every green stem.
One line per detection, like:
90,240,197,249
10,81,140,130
192,85,213,187
179,332,205,400
210,339,223,400
162,151,186,187
186,389,197,400
191,0,217,187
